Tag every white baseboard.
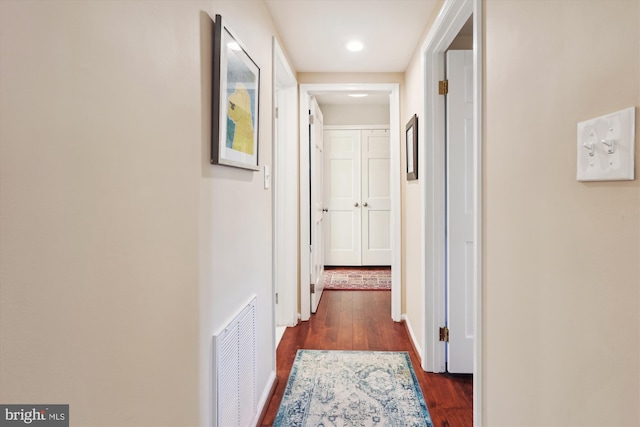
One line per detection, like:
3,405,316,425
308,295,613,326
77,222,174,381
253,370,276,426
275,326,287,348
402,314,423,363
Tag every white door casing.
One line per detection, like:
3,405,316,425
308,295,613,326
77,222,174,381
299,83,401,322
446,50,474,374
420,0,482,425
272,37,298,329
274,84,282,327
361,129,391,266
309,97,325,314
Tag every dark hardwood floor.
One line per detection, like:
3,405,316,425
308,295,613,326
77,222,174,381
260,290,473,426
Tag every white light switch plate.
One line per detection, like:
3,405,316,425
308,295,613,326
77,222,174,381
577,106,635,181
264,165,270,189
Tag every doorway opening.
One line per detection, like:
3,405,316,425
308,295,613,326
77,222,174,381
299,83,401,322
420,0,482,425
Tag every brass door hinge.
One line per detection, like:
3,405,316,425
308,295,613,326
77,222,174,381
439,326,450,342
439,80,449,95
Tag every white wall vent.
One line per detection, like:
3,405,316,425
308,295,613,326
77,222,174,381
213,296,257,427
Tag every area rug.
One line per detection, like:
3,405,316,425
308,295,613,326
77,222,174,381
274,350,433,427
323,267,391,291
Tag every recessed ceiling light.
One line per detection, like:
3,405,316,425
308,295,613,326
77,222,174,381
227,41,242,51
348,93,368,98
346,40,364,52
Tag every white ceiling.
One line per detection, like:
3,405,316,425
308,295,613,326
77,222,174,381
264,0,439,73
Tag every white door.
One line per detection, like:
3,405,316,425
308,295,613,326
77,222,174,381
310,97,325,313
323,129,362,266
361,129,391,266
323,129,391,266
446,50,474,374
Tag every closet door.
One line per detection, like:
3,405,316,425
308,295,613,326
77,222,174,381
361,129,391,266
323,129,362,266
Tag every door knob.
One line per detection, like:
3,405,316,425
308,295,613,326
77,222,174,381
363,202,368,207
354,202,359,207
322,208,328,212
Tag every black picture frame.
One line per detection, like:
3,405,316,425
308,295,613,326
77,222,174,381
211,14,260,171
406,114,418,180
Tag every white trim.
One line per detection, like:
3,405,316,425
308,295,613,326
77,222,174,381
253,370,276,427
275,326,287,348
472,4,484,426
420,0,483,426
299,83,402,322
272,37,298,330
421,0,473,372
299,92,311,321
402,314,423,362
389,88,401,322
324,124,389,130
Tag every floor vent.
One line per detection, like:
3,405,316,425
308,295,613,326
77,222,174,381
214,296,257,427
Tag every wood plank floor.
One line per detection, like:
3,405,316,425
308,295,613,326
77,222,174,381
260,290,473,426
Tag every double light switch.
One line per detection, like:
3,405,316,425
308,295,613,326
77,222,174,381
577,106,635,181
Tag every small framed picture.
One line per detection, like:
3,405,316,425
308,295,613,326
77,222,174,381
406,114,418,180
211,14,260,171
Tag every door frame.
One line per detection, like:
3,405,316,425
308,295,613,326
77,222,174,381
420,0,482,425
272,37,298,329
299,83,401,322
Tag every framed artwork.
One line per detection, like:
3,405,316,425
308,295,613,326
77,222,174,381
406,114,418,180
211,14,260,171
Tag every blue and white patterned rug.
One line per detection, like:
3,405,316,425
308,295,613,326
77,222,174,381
274,350,433,427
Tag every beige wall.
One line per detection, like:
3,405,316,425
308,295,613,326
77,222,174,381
3,1,638,426
484,0,640,425
448,35,473,50
0,1,283,425
201,2,282,426
402,48,426,355
401,0,444,362
320,104,390,126
298,72,403,84
401,0,640,424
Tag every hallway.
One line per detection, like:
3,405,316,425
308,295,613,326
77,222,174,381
261,291,473,426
